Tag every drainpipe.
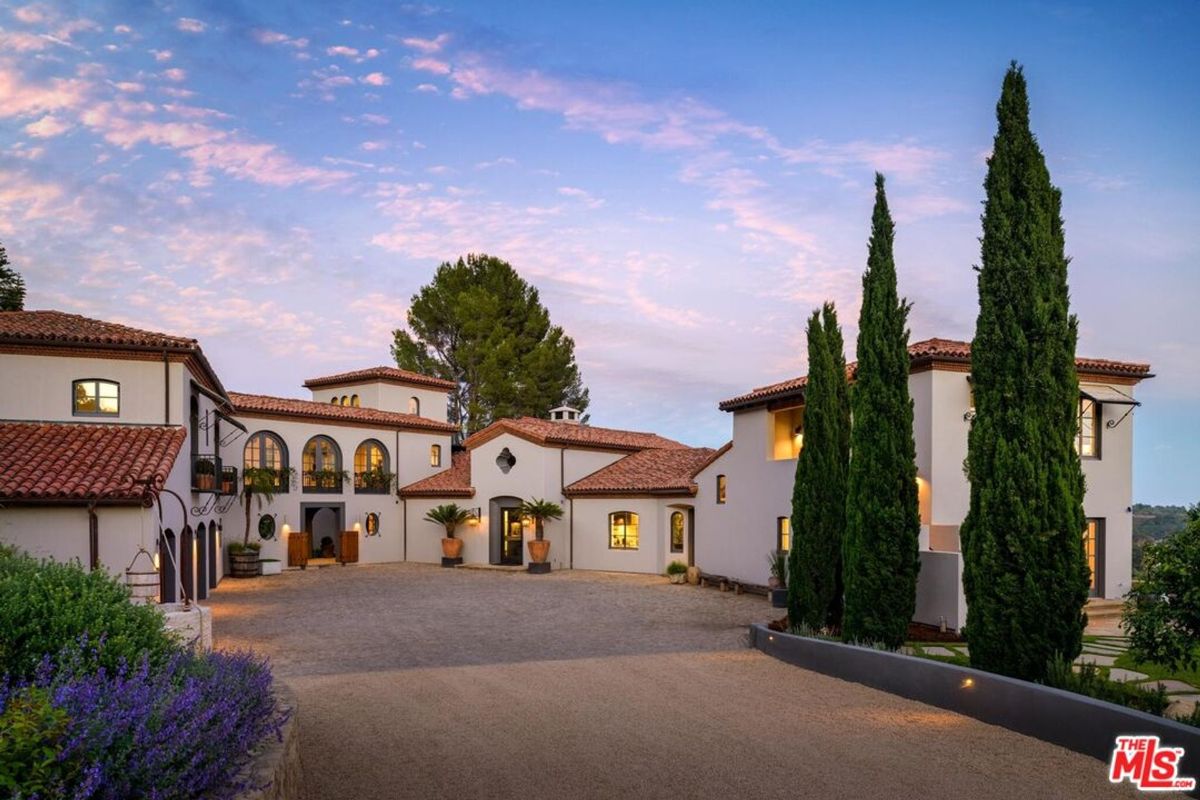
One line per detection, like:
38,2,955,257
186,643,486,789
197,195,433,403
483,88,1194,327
163,352,170,424
402,497,407,561
569,497,574,570
86,504,99,571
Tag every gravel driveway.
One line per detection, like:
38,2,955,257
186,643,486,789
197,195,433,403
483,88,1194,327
209,563,1164,799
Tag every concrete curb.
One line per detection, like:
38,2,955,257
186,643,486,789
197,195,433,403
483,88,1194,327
750,623,1200,795
234,682,305,800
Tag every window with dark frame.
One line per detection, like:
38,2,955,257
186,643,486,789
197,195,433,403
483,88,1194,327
72,379,120,416
716,474,727,504
1076,397,1100,458
354,439,389,492
777,517,791,552
609,512,639,550
243,431,289,492
430,444,442,467
670,511,684,553
303,435,342,492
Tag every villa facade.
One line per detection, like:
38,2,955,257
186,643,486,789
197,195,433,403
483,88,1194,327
0,310,1152,630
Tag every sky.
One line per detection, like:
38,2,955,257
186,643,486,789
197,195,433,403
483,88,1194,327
1,1,1197,504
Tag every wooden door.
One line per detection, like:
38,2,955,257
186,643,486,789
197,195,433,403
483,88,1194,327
288,530,311,569
339,530,359,564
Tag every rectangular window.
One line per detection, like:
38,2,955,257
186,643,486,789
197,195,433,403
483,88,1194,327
73,379,120,416
1076,398,1099,458
609,512,639,550
716,475,727,504
777,517,791,552
430,444,442,467
1083,518,1104,596
771,406,805,460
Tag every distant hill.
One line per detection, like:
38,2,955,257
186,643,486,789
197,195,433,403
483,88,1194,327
1132,503,1193,575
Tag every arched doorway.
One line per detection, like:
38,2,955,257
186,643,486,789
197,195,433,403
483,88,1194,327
179,525,195,602
302,503,344,562
159,528,176,603
195,522,209,600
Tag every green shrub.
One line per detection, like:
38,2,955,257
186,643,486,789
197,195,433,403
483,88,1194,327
665,560,688,576
0,686,78,796
0,547,178,681
1124,511,1200,671
1043,658,1170,716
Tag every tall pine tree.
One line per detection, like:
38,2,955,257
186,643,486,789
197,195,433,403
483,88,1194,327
787,303,850,630
0,242,25,312
960,64,1088,681
842,173,920,649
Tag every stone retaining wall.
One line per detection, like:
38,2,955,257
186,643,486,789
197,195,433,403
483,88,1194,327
751,623,1200,796
234,683,304,800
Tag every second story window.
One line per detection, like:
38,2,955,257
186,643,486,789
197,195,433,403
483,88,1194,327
303,435,343,492
73,379,120,417
716,474,727,504
354,439,390,493
244,431,289,492
430,444,442,467
408,396,420,415
1076,397,1099,458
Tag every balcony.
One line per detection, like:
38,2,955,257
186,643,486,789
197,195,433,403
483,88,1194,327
243,467,291,494
303,470,345,494
354,469,396,495
192,455,237,495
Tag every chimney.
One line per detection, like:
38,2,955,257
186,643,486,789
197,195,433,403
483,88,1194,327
548,406,581,425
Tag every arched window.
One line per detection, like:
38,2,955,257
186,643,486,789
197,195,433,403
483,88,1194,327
73,379,120,416
244,431,289,492
351,394,360,407
330,396,339,405
354,439,390,493
716,474,727,504
609,512,639,550
303,435,343,493
340,395,350,406
670,511,684,553
430,444,442,467
408,396,420,415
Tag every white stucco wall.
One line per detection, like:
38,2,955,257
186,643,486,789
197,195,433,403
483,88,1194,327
309,381,450,422
570,498,691,575
0,505,150,577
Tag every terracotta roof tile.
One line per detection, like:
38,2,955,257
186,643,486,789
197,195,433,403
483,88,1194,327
465,417,686,452
0,422,185,504
303,366,455,392
564,447,717,496
719,337,1153,411
229,392,457,433
0,310,229,402
397,450,474,497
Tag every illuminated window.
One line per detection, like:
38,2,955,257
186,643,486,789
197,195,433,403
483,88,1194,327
716,475,727,504
430,444,442,467
777,517,791,552
771,406,805,460
1083,518,1104,595
330,397,339,404
243,431,288,492
351,394,360,407
73,379,119,416
303,435,342,492
670,511,684,553
354,439,389,493
609,512,639,550
408,396,420,415
1076,398,1099,458
340,395,350,407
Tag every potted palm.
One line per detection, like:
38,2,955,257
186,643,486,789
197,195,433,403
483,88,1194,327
424,503,475,566
520,498,563,574
230,467,292,578
767,550,788,608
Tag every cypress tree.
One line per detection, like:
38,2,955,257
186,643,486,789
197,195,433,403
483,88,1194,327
960,63,1088,681
787,303,849,630
842,173,921,649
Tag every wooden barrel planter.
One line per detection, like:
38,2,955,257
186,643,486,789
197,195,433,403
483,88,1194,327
229,550,261,578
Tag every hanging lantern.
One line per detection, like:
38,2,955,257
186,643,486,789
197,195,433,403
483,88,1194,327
125,546,159,605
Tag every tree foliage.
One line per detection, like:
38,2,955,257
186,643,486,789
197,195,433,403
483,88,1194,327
392,254,589,436
0,242,26,312
1123,507,1200,671
787,304,850,630
841,173,921,649
960,63,1089,681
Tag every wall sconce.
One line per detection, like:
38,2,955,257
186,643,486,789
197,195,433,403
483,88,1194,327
468,507,481,526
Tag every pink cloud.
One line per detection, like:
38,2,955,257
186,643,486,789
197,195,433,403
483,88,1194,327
360,72,389,86
162,68,187,82
175,18,206,33
411,57,450,75
0,64,89,117
13,4,49,24
327,45,358,57
150,49,172,61
401,33,450,53
253,29,308,49
23,113,71,137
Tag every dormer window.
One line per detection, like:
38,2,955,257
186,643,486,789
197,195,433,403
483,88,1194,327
408,396,420,415
73,379,119,417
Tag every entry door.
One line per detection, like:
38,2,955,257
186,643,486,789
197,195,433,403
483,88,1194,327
1084,518,1105,597
500,507,524,565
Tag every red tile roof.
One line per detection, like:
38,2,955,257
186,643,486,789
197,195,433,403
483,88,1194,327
229,392,457,433
719,337,1153,411
0,310,229,402
397,450,475,497
564,447,718,497
0,422,185,505
465,417,686,452
303,366,455,392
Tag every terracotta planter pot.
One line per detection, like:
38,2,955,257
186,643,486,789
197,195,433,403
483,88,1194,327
528,539,551,564
196,474,215,491
441,537,463,559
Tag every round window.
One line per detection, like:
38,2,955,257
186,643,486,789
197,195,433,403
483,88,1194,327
365,512,380,536
258,514,276,540
495,447,517,474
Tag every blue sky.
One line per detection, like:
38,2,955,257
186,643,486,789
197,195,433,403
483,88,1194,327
1,1,1197,503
